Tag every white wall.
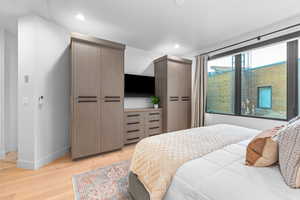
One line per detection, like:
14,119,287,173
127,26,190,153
18,15,70,169
124,46,164,108
4,31,18,153
0,29,5,159
17,15,163,169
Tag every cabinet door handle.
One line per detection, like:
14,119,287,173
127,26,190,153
78,100,97,103
77,96,97,99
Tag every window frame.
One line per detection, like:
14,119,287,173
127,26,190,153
206,33,299,121
257,86,272,109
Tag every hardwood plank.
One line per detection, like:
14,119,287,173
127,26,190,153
0,145,135,200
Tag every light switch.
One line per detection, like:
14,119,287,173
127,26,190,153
24,75,29,83
23,97,29,105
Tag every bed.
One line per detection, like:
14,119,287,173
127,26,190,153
128,124,300,200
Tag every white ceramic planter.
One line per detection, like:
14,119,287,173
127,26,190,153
154,104,159,109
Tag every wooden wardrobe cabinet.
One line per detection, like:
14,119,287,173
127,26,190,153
71,33,125,159
154,56,192,133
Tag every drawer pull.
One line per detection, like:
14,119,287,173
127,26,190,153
149,126,160,130
127,129,140,133
127,137,140,141
149,113,160,116
105,100,120,102
149,120,160,123
105,96,120,99
127,122,140,125
127,114,140,117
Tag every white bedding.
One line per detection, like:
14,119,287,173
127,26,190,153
164,139,300,200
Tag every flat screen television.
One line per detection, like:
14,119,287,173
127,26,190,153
125,74,155,97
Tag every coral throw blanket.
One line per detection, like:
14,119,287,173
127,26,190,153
130,124,256,200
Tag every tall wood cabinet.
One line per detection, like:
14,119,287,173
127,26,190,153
154,56,192,132
70,33,125,159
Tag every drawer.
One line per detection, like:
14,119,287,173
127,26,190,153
147,125,162,136
147,111,162,120
125,129,144,144
125,124,144,132
148,118,161,124
125,120,142,126
147,121,161,128
125,112,143,122
125,136,142,144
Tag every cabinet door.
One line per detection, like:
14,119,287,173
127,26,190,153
179,64,191,130
72,100,100,159
72,41,100,97
167,100,181,132
100,99,124,152
100,47,124,98
178,101,191,130
167,61,180,97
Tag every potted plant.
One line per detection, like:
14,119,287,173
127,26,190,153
150,96,160,109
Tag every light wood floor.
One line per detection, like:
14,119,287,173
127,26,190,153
0,145,135,200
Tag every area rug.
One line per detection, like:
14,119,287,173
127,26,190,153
72,160,132,200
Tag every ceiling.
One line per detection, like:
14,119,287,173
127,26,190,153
1,0,300,55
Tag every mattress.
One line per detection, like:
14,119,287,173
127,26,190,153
164,139,300,200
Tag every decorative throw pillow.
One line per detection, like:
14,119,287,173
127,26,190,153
278,120,300,188
246,127,282,167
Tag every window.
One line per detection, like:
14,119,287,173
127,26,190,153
207,55,235,114
257,86,272,109
241,42,287,119
206,37,299,121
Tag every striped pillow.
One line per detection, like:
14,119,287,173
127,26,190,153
246,127,281,167
278,119,300,188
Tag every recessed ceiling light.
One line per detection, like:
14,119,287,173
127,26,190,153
76,13,85,21
174,44,180,49
175,0,185,6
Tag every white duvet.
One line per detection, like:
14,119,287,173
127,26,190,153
164,139,300,200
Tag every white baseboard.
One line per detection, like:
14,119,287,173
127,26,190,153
0,149,5,159
35,146,70,169
17,159,35,169
17,146,70,170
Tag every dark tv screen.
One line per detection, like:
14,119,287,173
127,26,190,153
125,74,155,97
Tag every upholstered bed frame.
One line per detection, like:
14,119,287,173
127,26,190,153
128,172,150,200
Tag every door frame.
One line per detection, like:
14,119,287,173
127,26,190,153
0,30,5,159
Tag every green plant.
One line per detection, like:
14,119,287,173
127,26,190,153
150,96,160,105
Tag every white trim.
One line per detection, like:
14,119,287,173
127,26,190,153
0,29,5,159
0,149,5,158
17,146,70,170
34,146,70,169
17,159,35,169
